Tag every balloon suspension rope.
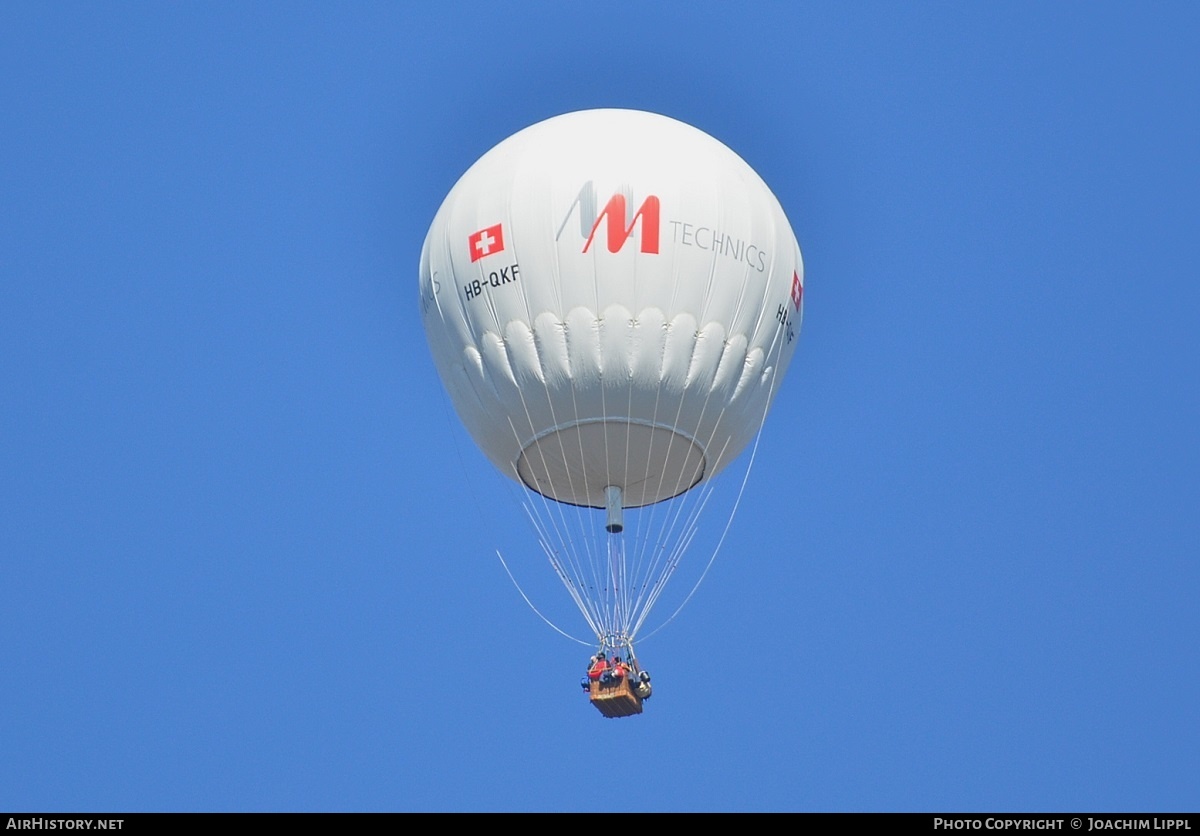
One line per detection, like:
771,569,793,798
494,548,592,646
636,326,789,643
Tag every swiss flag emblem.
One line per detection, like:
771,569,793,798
469,223,505,262
790,270,803,310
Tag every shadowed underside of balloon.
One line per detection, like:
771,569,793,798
517,417,706,509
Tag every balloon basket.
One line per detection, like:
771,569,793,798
588,677,643,718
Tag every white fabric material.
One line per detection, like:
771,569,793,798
420,109,803,508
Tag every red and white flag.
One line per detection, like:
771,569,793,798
468,223,505,262
790,270,803,310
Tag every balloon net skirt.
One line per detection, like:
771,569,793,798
588,677,643,718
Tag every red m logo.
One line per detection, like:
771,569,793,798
583,193,660,254
557,182,660,255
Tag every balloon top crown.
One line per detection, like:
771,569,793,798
452,109,775,198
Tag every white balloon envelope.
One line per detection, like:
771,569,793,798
420,109,804,647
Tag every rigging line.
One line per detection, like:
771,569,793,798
632,272,733,623
633,466,721,635
525,381,600,614
521,468,591,610
631,356,747,627
635,523,701,635
559,327,612,633
480,230,587,599
629,222,697,582
628,313,671,586
582,320,618,632
529,450,596,616
537,537,604,640
638,324,789,636
594,324,618,634
638,177,725,573
623,530,663,631
502,186,602,637
637,327,787,642
639,417,709,609
636,463,748,640
631,476,717,634
504,354,597,628
623,461,712,628
495,549,593,646
542,184,612,638
652,346,776,576
644,168,731,559
626,227,711,623
521,498,603,635
533,533,600,637
628,333,724,630
629,323,681,619
429,362,602,627
430,228,524,546
617,517,653,640
629,293,786,633
526,498,601,638
612,247,650,636
608,532,627,637
640,448,723,619
588,343,624,628
580,210,619,635
627,403,668,629
519,490,590,624
503,412,585,603
632,225,793,634
431,220,597,637
431,382,586,625
618,317,638,635
645,325,695,549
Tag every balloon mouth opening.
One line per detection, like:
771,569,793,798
515,419,706,509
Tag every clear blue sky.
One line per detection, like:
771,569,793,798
2,2,1197,812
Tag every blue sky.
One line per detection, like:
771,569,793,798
2,2,1197,812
